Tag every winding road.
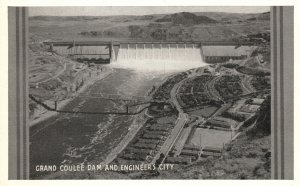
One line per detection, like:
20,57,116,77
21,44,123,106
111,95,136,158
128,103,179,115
151,70,199,164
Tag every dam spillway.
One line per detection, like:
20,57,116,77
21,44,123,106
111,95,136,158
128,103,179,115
113,43,207,71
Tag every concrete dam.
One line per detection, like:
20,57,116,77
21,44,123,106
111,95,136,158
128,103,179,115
45,41,256,71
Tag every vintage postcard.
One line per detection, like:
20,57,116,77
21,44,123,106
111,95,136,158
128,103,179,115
3,5,295,182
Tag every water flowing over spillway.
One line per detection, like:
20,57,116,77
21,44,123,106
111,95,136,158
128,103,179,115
113,43,207,71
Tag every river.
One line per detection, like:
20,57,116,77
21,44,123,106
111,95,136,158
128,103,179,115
29,68,167,179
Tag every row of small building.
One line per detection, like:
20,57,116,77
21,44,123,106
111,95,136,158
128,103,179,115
117,122,224,165
118,121,176,163
165,145,223,165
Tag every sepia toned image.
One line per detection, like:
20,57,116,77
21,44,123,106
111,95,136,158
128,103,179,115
26,6,272,179
6,6,294,180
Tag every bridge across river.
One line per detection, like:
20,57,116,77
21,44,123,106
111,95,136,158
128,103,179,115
77,93,150,103
30,92,168,115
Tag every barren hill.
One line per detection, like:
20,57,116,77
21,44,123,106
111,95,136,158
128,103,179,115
29,11,270,42
156,12,218,25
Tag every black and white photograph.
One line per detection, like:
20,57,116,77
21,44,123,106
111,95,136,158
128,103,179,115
3,4,295,182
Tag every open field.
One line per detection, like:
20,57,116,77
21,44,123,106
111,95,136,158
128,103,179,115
187,128,233,148
186,106,218,118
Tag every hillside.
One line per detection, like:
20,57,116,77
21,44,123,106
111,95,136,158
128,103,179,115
156,12,218,25
247,12,270,21
29,11,270,42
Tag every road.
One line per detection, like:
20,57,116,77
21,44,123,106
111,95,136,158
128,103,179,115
241,75,256,93
206,76,222,101
151,70,198,164
170,79,186,113
151,112,189,164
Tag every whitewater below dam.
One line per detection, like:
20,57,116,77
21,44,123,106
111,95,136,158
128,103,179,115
113,43,207,71
29,68,168,179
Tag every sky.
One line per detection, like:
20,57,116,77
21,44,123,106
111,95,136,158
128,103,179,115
29,6,270,16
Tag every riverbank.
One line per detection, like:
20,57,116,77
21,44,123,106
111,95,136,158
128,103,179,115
99,108,147,166
30,67,114,127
